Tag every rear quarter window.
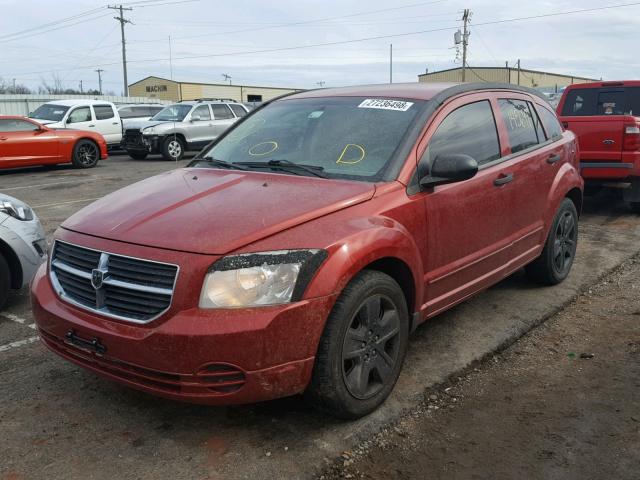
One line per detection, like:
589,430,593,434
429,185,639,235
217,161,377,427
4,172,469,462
538,106,564,140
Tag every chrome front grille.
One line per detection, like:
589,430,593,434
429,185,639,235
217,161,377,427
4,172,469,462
50,240,179,323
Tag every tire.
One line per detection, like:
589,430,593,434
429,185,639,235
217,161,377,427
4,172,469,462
0,253,10,311
161,136,185,161
526,198,578,285
306,270,409,419
127,151,148,160
71,139,100,168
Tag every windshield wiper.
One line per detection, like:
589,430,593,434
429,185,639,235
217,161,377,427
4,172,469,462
237,159,327,178
195,156,250,171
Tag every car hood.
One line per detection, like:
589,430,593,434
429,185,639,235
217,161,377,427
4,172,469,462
30,118,60,126
124,120,175,131
61,168,375,255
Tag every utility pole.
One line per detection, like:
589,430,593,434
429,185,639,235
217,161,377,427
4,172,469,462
95,69,104,94
389,43,393,84
517,59,521,86
168,35,173,80
461,9,471,82
79,80,83,94
316,81,326,88
222,73,232,85
109,4,133,97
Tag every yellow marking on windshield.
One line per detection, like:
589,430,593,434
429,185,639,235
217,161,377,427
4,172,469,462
336,144,366,164
248,141,278,156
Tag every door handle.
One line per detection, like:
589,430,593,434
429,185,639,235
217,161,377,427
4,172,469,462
112,122,119,125
0,136,7,141
547,153,561,164
88,124,95,127
602,139,615,145
494,173,514,186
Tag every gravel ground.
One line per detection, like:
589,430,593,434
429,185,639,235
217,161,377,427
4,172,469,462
321,256,640,480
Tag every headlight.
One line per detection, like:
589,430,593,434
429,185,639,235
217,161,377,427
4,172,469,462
0,200,34,221
142,127,156,135
199,250,327,308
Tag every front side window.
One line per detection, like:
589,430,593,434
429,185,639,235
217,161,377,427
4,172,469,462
118,107,134,118
192,105,211,121
94,105,115,120
498,99,540,153
68,107,92,123
211,104,234,120
422,100,500,167
151,104,192,122
0,119,39,132
29,104,69,121
199,96,426,181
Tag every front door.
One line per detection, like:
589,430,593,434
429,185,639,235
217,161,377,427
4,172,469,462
188,104,214,146
416,97,515,316
65,106,95,133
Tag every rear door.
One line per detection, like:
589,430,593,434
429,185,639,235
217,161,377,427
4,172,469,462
559,87,623,162
210,104,236,137
418,96,514,315
0,118,60,168
92,104,121,144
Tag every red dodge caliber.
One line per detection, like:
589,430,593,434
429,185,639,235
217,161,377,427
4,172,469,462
32,83,583,418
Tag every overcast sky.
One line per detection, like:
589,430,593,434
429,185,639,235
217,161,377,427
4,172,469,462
0,0,638,95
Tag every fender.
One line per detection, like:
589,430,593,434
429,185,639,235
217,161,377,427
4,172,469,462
303,216,424,313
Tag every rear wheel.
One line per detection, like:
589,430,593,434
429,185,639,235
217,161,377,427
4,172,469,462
306,270,409,419
161,136,185,161
526,198,578,285
71,139,100,168
127,151,148,160
0,253,10,311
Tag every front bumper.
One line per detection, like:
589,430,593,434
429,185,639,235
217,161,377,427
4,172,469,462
31,260,337,405
123,133,162,154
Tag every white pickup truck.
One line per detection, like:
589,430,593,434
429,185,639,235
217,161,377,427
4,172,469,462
29,99,122,148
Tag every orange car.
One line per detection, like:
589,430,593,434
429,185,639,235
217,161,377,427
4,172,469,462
0,116,108,169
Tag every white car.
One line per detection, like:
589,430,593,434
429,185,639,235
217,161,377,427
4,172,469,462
117,103,165,124
29,99,122,148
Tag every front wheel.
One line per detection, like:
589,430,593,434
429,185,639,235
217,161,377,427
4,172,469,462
161,136,185,161
71,139,100,168
306,270,409,419
526,198,578,285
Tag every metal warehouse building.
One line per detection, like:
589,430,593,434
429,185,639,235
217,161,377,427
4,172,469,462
128,76,299,103
418,67,598,91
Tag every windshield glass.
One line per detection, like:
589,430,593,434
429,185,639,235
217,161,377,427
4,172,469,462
198,96,426,181
29,104,70,121
151,104,192,122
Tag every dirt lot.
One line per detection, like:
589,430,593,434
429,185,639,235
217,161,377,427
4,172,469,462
322,257,640,480
1,156,639,480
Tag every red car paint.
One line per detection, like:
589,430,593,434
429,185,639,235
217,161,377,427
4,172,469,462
0,116,107,169
557,81,640,181
32,83,583,406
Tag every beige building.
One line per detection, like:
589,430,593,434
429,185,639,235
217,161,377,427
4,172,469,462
418,67,598,91
128,76,300,103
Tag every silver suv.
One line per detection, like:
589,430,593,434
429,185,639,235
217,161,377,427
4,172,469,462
122,99,249,161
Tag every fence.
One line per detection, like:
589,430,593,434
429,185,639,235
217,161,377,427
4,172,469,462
0,94,169,116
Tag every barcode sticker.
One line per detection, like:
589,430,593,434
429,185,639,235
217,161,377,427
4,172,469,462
358,99,414,111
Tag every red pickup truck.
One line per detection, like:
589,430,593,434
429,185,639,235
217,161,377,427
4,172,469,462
557,81,640,210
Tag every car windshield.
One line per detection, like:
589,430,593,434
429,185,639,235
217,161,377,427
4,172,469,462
29,104,70,121
151,104,193,122
197,96,426,181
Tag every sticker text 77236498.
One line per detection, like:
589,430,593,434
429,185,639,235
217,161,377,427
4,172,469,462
358,99,414,112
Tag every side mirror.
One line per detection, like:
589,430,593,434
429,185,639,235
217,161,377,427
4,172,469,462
66,117,73,124
419,154,478,188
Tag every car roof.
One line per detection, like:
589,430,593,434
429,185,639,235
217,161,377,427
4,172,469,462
286,82,549,103
41,99,115,106
563,80,640,90
117,103,165,108
0,115,36,121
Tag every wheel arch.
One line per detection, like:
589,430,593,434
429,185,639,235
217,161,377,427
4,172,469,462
0,239,22,289
565,187,583,217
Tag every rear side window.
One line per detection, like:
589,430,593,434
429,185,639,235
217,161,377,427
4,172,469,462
229,104,247,118
538,106,563,139
94,105,115,120
423,100,500,167
498,99,540,153
118,107,134,118
211,104,234,120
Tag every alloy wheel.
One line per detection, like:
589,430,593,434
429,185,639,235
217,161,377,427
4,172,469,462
553,210,577,274
76,143,98,166
341,294,402,400
167,140,182,159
